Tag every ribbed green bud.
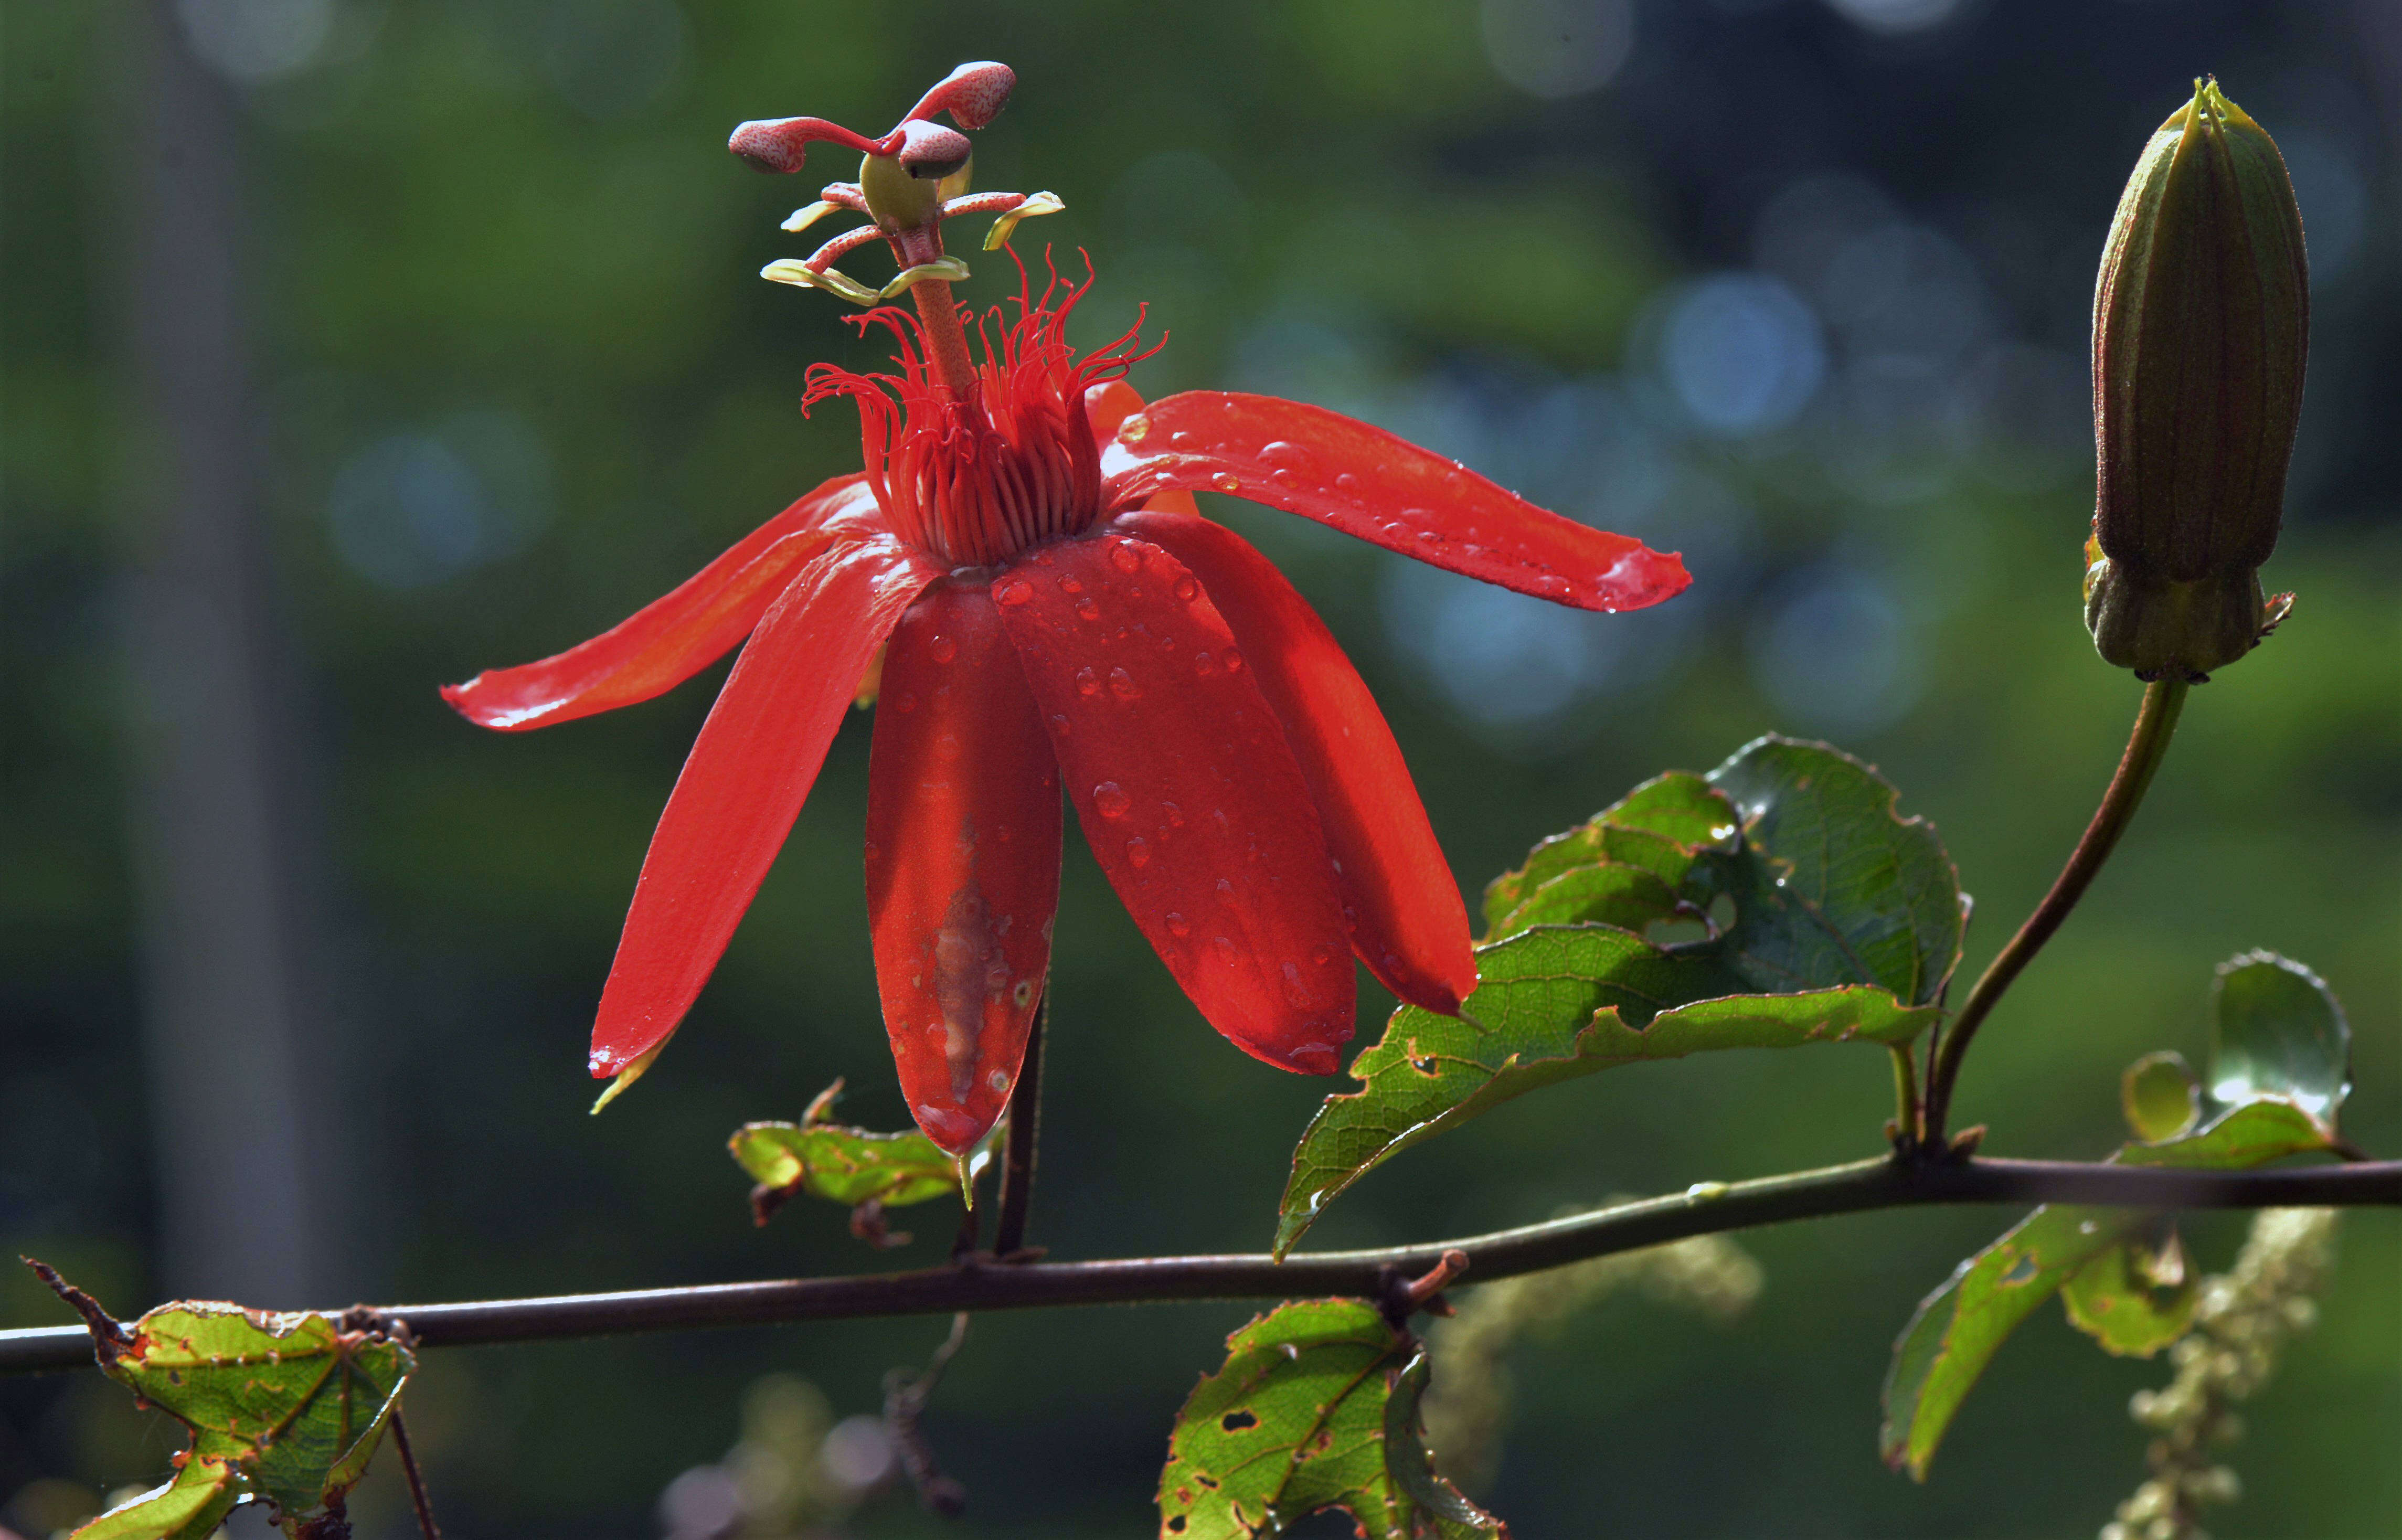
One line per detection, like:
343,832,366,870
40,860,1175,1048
2086,77,2308,682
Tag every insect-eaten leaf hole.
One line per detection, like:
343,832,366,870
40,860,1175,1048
1221,1409,1259,1432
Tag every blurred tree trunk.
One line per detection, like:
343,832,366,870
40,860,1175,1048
110,0,356,1310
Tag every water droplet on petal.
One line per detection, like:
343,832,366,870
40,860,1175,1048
1118,414,1151,444
1334,472,1362,494
1109,541,1142,573
894,692,918,713
1281,963,1313,1008
1168,430,1196,449
1220,647,1243,673
1194,651,1217,675
1310,944,1334,965
1093,781,1131,819
928,633,958,664
1058,575,1083,594
936,732,962,758
1125,836,1151,868
1165,911,1191,937
1172,575,1198,602
996,578,1032,607
1210,472,1241,494
1161,801,1186,827
1108,666,1140,700
1075,597,1101,621
1214,936,1240,967
1075,666,1101,696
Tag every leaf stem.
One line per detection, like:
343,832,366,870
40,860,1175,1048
1923,678,2188,1144
6,1151,2387,1377
992,991,1046,1259
1889,1042,1923,1150
389,1402,442,1539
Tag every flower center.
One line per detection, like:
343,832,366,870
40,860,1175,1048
804,268,1161,568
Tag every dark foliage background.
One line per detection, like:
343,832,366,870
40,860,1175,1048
4,0,2396,1535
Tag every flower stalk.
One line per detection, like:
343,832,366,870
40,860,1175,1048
1924,678,2188,1144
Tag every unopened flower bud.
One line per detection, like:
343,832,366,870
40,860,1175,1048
2086,77,2308,682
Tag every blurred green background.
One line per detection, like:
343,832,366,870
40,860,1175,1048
4,0,2396,1535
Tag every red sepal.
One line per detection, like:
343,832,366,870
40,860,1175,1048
1100,391,1691,612
589,535,942,1078
443,476,880,731
866,581,1062,1154
992,534,1354,1074
1084,381,1199,518
1120,509,1474,1015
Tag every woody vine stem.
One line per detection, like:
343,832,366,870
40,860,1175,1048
5,1155,2396,1375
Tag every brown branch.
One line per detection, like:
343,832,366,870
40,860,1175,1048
6,1153,2392,1378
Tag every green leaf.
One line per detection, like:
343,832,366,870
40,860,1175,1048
2211,951,2351,1123
2121,1051,2202,1142
72,1456,243,1540
1157,1299,1507,1539
1704,737,1965,1006
1878,1099,2331,1480
1273,925,1934,1257
1481,771,1734,937
33,1264,416,1540
731,1078,991,1220
1278,739,1959,1256
2060,1235,2196,1356
111,1306,409,1524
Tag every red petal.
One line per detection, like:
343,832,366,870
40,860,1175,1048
443,475,880,730
866,582,1062,1154
1099,392,1691,612
589,535,942,1078
992,534,1353,1074
1083,381,1199,519
1119,509,1474,1015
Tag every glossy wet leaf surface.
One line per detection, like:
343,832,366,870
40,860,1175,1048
2120,1051,2202,1142
54,1281,412,1538
1157,1299,1505,1539
2210,950,2350,1122
1878,1098,2333,1480
1278,739,1958,1255
730,1078,986,1217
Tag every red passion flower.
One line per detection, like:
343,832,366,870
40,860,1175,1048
443,63,1691,1154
